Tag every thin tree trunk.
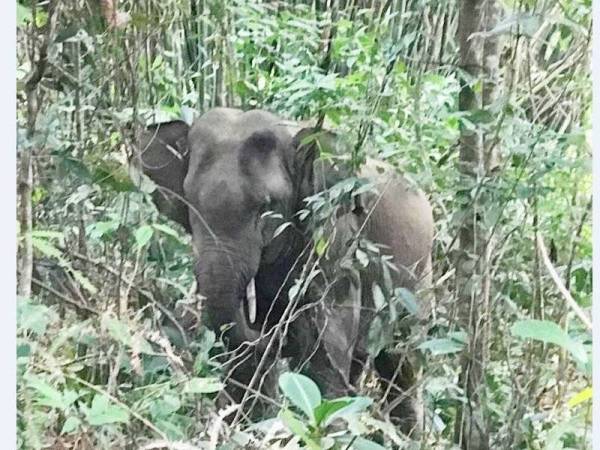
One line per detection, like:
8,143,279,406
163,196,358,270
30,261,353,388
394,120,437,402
18,2,59,299
453,0,501,449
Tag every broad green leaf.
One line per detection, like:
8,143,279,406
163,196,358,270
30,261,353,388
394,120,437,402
278,372,321,422
85,394,129,426
134,225,154,247
567,387,592,408
183,377,224,394
313,399,352,426
279,408,320,450
17,300,57,335
351,437,386,450
92,161,136,192
366,315,392,357
544,415,581,450
338,436,386,450
87,220,120,240
31,237,64,260
372,283,386,310
156,419,186,440
26,375,67,409
322,396,372,427
61,416,81,434
103,316,132,346
152,223,181,240
395,287,419,315
511,319,587,365
279,408,308,436
355,248,369,267
418,335,465,355
17,4,32,27
149,394,181,419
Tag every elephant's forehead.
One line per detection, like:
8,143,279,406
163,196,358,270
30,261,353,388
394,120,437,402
190,109,295,148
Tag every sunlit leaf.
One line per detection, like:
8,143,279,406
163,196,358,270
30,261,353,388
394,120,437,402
278,372,321,422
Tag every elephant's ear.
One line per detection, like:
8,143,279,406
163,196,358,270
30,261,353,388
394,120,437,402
136,120,191,232
291,127,347,203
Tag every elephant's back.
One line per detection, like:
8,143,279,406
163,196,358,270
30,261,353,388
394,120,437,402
359,160,433,289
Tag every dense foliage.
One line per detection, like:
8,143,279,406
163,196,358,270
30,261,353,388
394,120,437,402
16,0,591,449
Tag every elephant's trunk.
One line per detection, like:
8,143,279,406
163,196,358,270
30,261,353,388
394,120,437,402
194,248,260,348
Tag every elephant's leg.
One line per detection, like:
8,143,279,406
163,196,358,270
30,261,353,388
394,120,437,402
288,276,361,398
374,349,423,436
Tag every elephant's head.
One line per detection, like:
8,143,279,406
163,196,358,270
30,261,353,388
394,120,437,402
135,109,338,347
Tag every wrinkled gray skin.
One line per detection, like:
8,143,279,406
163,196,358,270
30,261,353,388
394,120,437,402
137,108,433,432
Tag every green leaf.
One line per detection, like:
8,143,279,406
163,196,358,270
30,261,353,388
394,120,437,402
17,4,32,27
567,387,592,408
103,316,132,347
544,415,582,450
511,319,587,365
134,225,154,247
31,237,63,260
278,372,322,423
85,394,129,426
418,335,466,355
149,394,181,419
313,399,352,426
156,419,186,440
395,288,419,315
321,396,372,427
350,437,386,450
355,248,369,267
279,409,320,450
17,300,56,335
183,377,224,394
92,161,136,192
152,223,181,240
26,375,67,409
61,416,81,434
315,237,328,257
372,283,386,310
87,220,120,240
338,436,386,450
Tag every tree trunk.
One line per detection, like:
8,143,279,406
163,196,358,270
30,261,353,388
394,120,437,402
18,3,59,299
453,0,501,449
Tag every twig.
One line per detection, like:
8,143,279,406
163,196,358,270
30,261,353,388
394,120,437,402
34,364,171,444
31,277,99,315
536,234,592,331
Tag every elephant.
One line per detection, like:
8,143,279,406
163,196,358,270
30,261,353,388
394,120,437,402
136,107,434,433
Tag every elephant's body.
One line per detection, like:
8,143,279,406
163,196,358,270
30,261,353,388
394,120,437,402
136,107,433,433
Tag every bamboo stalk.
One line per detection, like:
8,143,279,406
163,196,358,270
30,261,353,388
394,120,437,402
536,234,592,331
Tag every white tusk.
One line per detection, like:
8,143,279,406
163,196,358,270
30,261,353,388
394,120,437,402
246,278,257,324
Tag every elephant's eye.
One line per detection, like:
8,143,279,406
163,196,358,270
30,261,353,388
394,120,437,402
260,195,271,214
259,195,273,216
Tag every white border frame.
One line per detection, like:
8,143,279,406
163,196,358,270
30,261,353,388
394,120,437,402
1,0,597,448
2,2,16,447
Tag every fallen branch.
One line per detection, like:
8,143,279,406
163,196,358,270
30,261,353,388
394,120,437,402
536,234,592,331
